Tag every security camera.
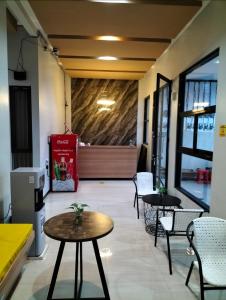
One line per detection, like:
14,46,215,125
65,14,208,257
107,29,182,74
52,47,59,56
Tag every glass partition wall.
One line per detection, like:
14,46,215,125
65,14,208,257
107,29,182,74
175,50,219,209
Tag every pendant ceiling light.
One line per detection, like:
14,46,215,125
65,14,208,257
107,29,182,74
97,90,115,107
97,99,115,106
97,90,115,112
98,107,111,112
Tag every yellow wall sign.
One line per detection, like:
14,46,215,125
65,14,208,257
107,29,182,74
219,125,226,137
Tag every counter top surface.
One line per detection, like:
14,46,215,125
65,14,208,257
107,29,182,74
79,145,137,149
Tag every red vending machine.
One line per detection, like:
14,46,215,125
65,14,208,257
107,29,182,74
50,134,79,192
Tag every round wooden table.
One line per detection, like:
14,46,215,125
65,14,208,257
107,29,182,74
44,211,114,300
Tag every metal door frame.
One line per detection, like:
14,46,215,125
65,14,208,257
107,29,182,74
151,73,172,188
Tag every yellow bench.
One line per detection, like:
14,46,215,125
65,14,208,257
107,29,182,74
0,224,34,299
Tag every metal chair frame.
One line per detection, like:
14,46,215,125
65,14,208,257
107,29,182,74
155,208,203,275
186,220,226,300
132,172,158,219
132,174,138,206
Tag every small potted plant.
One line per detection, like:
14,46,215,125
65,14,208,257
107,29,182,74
155,183,167,200
158,186,167,197
68,202,88,224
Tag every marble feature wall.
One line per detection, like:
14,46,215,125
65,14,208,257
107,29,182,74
71,78,138,145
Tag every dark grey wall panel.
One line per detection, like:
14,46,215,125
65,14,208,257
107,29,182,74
71,78,138,145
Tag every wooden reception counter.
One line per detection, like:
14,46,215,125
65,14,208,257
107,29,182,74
78,145,137,179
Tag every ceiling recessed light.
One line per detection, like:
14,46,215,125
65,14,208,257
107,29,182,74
98,107,111,112
97,99,115,106
96,35,122,41
90,0,131,3
97,56,118,61
215,59,220,64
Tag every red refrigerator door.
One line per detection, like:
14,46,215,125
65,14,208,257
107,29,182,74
50,134,79,192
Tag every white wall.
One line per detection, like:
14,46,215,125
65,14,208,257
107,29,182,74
38,45,71,195
7,26,72,196
138,1,226,215
1,2,72,213
7,27,40,167
65,73,71,130
8,29,72,196
138,71,155,169
0,2,11,220
211,36,226,218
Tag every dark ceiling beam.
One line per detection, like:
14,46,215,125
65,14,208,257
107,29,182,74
73,0,202,6
60,55,156,61
66,68,146,73
48,34,171,44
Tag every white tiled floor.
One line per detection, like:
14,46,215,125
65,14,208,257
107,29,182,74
11,181,226,300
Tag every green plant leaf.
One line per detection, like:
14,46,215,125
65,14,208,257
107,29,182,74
67,202,88,212
68,206,75,209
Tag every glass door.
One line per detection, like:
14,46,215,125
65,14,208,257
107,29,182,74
151,73,171,188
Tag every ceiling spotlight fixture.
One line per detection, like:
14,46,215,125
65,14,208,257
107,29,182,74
96,35,122,41
97,99,115,106
97,56,118,61
52,47,60,56
215,59,220,64
98,107,111,112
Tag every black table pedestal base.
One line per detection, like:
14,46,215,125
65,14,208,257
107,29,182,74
144,203,165,237
142,194,182,236
145,223,165,236
47,240,110,300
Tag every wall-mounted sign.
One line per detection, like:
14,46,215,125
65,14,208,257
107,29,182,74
219,125,226,137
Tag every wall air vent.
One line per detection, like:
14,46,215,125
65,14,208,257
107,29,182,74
14,71,27,81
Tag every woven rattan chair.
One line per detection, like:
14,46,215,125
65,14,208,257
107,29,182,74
186,217,226,300
132,172,158,219
155,208,204,274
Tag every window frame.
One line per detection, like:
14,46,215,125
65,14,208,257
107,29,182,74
143,96,150,145
175,49,219,210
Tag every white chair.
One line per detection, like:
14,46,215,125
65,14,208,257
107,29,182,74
132,172,158,219
155,208,204,274
186,217,226,300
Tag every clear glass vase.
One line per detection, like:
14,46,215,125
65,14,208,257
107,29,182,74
74,213,83,225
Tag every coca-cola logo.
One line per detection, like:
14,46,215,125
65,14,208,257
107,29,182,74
57,140,69,144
